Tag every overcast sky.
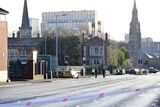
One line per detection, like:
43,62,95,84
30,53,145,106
0,0,160,41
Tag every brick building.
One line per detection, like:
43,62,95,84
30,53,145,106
0,8,9,82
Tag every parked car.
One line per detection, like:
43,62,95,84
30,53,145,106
126,68,139,75
139,69,149,75
149,67,159,73
58,66,80,79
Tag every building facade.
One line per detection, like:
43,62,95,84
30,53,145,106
141,37,160,68
41,10,102,38
29,18,40,37
0,8,9,82
141,37,160,56
83,36,107,68
127,0,141,67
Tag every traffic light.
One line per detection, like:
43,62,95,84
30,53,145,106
65,55,69,65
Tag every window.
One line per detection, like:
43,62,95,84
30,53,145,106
100,48,103,54
94,59,97,64
95,48,98,55
84,46,87,56
89,46,103,56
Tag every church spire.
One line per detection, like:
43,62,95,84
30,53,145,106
128,0,141,67
134,0,137,9
131,0,138,22
19,0,32,38
21,0,30,29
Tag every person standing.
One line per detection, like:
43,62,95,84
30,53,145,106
103,69,105,78
95,69,97,78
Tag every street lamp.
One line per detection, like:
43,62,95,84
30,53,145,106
55,13,68,78
101,32,109,71
105,32,110,67
102,34,105,71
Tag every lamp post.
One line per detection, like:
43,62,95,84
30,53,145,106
102,32,109,71
44,29,47,55
55,13,68,78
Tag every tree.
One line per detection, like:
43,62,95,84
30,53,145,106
108,44,131,67
39,33,82,66
117,50,125,66
60,35,81,66
120,48,130,60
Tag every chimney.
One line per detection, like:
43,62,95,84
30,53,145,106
37,31,40,38
12,31,15,38
17,31,20,38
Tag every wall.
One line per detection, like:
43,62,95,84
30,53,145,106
0,21,8,82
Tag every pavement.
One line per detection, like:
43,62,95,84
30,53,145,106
0,75,92,88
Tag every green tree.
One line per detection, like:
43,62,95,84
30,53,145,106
120,48,130,60
117,50,125,66
60,36,81,65
120,48,131,67
39,34,81,66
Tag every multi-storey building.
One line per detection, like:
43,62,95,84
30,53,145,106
41,10,102,38
127,0,141,67
29,18,40,37
0,8,9,82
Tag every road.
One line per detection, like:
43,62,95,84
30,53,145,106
0,74,160,107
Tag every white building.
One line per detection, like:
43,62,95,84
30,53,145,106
29,18,39,37
41,10,102,38
141,37,160,56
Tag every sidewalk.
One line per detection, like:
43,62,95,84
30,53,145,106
0,76,92,88
0,81,31,88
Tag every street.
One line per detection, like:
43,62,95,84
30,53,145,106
0,74,160,107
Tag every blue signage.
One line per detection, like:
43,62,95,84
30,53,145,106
47,19,95,23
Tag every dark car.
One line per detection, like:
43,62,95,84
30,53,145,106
149,68,159,73
126,68,138,75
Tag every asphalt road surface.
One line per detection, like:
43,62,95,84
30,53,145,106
0,74,160,107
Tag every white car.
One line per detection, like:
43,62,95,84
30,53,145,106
70,68,80,79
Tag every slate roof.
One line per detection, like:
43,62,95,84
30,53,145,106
8,38,43,46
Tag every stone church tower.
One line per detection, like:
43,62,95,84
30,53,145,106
128,0,141,67
19,0,32,38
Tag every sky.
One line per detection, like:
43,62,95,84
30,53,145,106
0,0,160,41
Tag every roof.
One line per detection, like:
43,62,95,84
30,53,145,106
145,53,154,59
8,38,43,46
0,8,9,15
144,53,160,59
84,36,103,43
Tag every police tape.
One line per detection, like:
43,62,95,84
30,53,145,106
0,86,160,107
